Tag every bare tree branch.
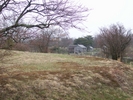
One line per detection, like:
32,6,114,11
0,0,89,35
0,0,10,13
97,23,132,61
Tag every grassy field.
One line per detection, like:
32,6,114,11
0,50,133,100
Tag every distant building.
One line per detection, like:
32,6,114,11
68,44,87,54
88,46,94,51
68,45,76,53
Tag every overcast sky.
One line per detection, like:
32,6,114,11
69,0,133,38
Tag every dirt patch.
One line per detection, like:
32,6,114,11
57,61,90,71
77,56,106,61
56,60,133,94
88,65,133,94
0,65,133,100
0,67,7,74
57,62,81,67
57,62,82,71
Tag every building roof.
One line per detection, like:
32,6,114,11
68,44,87,49
77,44,87,48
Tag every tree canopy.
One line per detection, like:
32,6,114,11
74,35,93,48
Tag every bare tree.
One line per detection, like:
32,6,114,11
50,30,69,47
0,0,10,13
9,27,34,43
0,0,89,36
30,27,67,53
0,27,34,50
59,38,73,48
97,24,132,61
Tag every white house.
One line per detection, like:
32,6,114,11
74,44,87,54
68,44,87,54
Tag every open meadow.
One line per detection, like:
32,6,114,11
0,51,133,100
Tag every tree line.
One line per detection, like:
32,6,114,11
1,23,132,62
0,0,132,62
0,0,88,52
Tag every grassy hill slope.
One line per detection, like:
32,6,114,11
0,51,133,100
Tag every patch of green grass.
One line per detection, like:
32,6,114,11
19,63,60,72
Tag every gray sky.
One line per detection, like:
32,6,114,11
69,0,133,38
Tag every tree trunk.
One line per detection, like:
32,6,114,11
120,53,123,62
44,46,48,53
112,54,118,60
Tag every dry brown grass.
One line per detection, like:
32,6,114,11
0,50,133,100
